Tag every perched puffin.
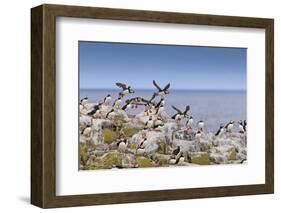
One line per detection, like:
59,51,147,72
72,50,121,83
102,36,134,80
112,95,122,109
116,82,134,95
136,137,148,152
186,116,194,128
153,123,164,131
117,137,127,153
105,108,115,119
155,103,165,115
243,120,247,132
80,96,89,106
152,80,170,98
145,116,154,129
87,103,102,117
81,124,92,137
103,94,112,105
225,120,234,132
197,120,204,131
122,101,132,111
195,130,202,142
172,146,181,156
215,124,225,137
238,120,245,133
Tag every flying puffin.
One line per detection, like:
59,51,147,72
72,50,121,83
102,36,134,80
116,82,134,96
171,105,190,123
225,120,234,133
215,124,225,137
152,80,170,98
186,116,194,128
103,94,112,105
197,120,204,131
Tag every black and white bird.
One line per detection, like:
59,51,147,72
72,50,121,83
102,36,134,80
81,124,92,137
186,116,194,128
195,130,202,142
243,120,247,132
172,146,181,156
215,124,225,137
155,98,165,108
105,108,115,119
112,96,122,109
155,103,165,115
197,120,204,131
80,96,89,106
152,80,170,98
87,103,102,117
238,120,246,133
122,100,132,111
171,105,190,123
117,137,128,153
116,82,134,95
225,120,234,133
145,116,154,129
103,94,112,105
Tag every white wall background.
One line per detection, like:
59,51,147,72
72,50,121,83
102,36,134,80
0,0,279,212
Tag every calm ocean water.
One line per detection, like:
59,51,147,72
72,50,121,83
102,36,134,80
80,89,246,132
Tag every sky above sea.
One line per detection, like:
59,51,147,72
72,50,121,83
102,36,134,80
79,41,246,91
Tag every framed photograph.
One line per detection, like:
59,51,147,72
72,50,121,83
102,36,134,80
31,4,274,208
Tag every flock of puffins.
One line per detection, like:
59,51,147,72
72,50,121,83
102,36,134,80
80,80,247,167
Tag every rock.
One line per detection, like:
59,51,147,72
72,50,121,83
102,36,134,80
136,156,155,168
92,152,123,169
121,153,138,168
190,152,210,165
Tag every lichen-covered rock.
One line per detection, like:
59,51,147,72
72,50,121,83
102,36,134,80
136,156,155,168
103,128,118,144
121,153,138,168
190,152,210,165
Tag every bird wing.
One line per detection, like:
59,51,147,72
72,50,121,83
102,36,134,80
141,98,150,104
153,80,161,91
164,83,170,90
149,93,156,102
184,105,190,114
215,128,221,136
122,103,129,110
116,82,127,90
171,105,182,113
171,113,178,119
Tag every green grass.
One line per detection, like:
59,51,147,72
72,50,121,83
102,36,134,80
103,128,118,144
191,153,210,165
136,156,155,168
123,127,139,137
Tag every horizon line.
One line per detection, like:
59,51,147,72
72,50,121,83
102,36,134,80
80,88,246,92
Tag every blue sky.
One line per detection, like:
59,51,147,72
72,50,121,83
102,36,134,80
79,41,246,90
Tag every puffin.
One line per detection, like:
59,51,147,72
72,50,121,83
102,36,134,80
186,116,194,128
105,108,115,119
195,130,202,142
238,120,245,133
197,120,204,131
145,116,154,129
87,103,102,117
81,124,92,137
80,96,89,106
215,124,225,137
103,94,112,105
112,95,122,109
225,120,234,133
117,137,128,153
152,80,170,98
171,105,190,123
116,82,134,95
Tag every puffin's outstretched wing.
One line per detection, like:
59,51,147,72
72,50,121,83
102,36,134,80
87,105,99,115
164,83,170,90
184,105,190,114
116,82,127,90
171,113,178,119
153,80,161,91
171,105,182,114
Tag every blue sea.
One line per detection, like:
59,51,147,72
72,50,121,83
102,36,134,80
80,89,246,133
